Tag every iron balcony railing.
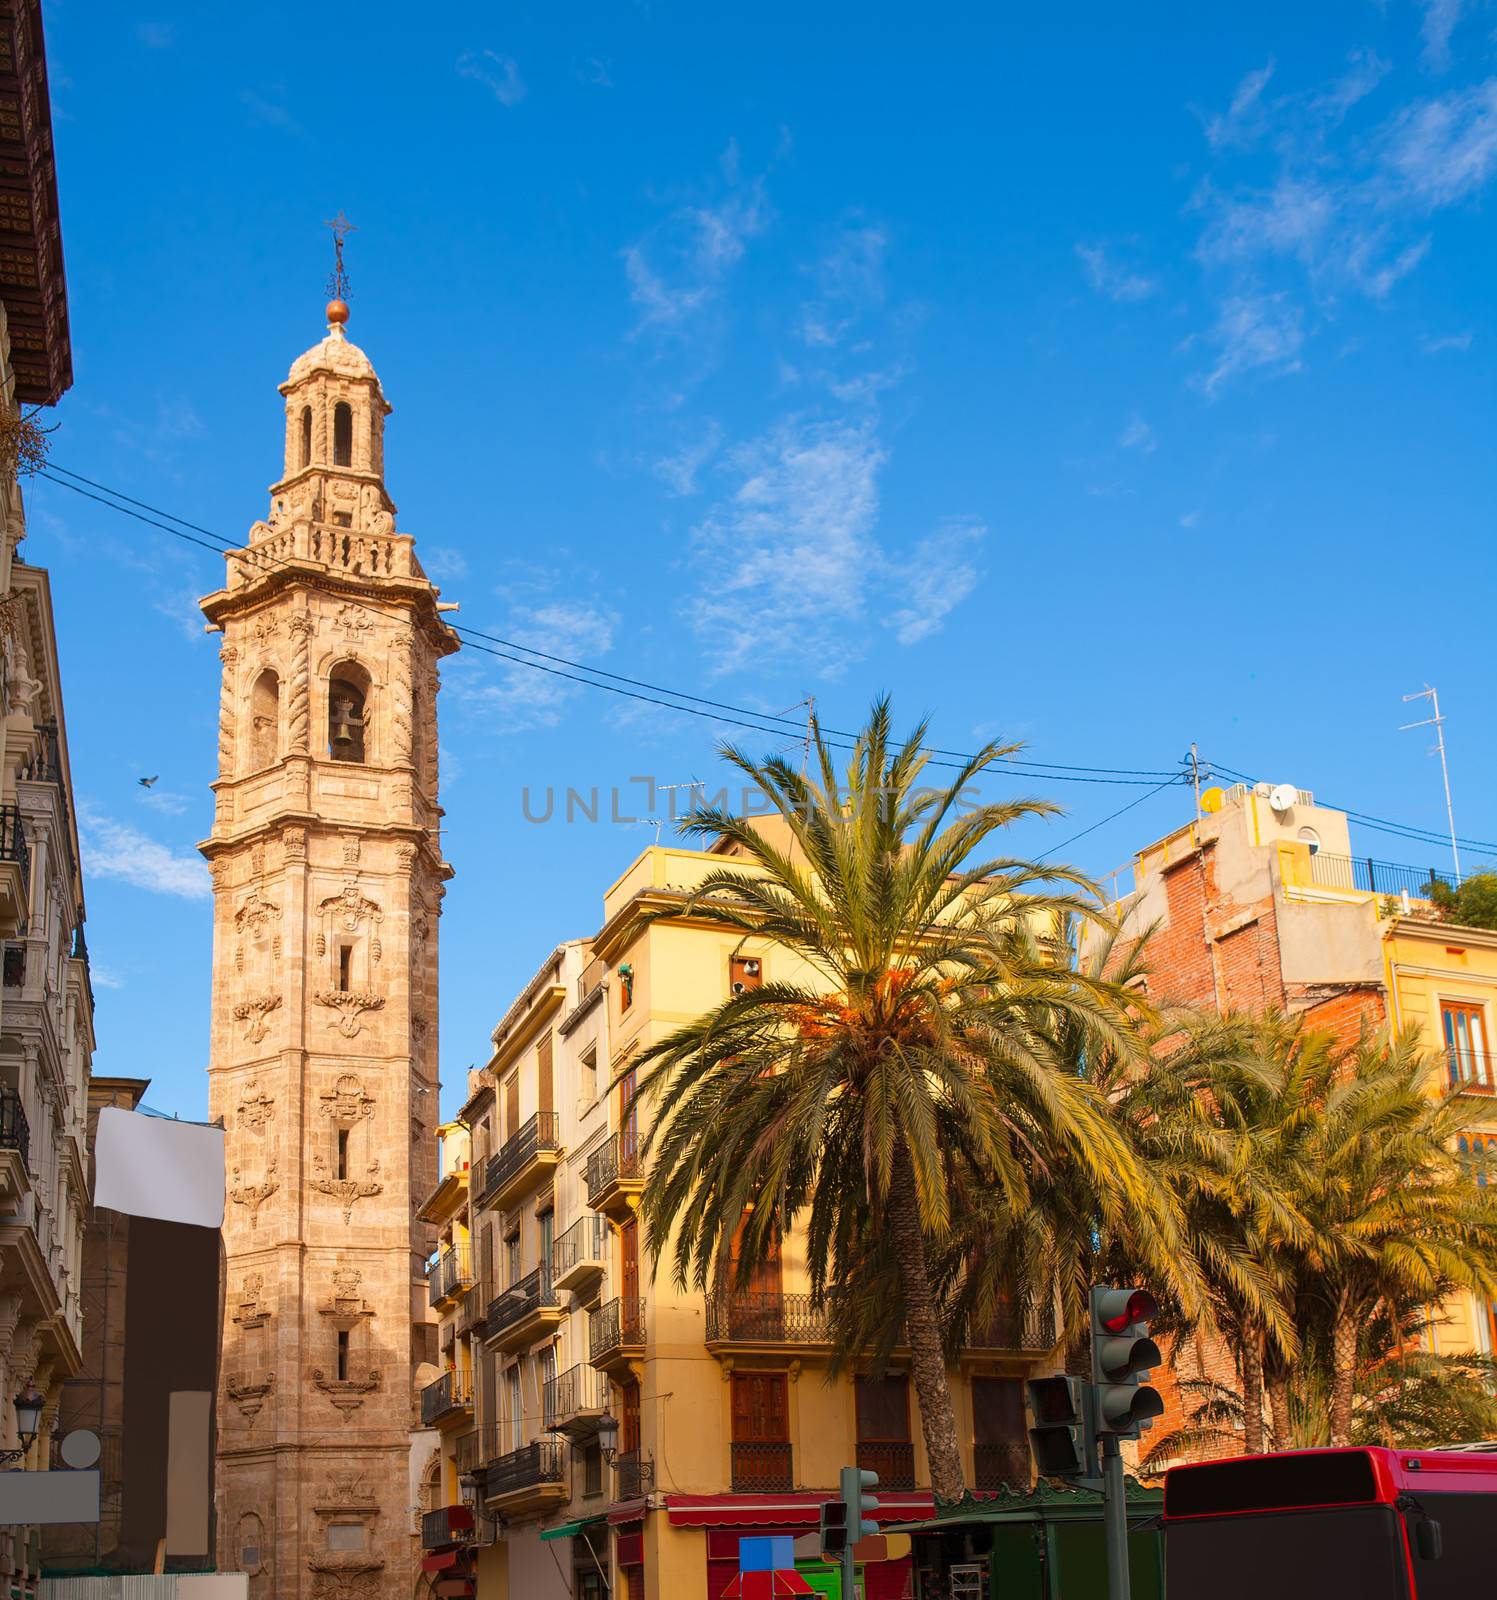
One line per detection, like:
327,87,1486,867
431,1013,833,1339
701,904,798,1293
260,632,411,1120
419,1369,474,1427
484,1112,561,1198
0,1090,29,1167
427,1244,473,1306
543,1363,610,1431
705,1291,830,1344
0,805,30,893
730,1440,793,1493
487,1264,558,1342
1305,851,1456,901
552,1214,608,1281
583,1129,642,1201
858,1440,915,1490
1448,1049,1496,1094
615,1448,654,1500
589,1296,646,1363
455,1429,483,1477
458,1281,488,1336
974,1440,1031,1492
484,1438,566,1498
420,1504,474,1550
966,1300,1058,1352
577,955,607,1008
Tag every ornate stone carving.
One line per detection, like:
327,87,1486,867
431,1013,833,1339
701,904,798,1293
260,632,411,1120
318,1266,374,1325
309,1154,383,1223
225,1370,275,1423
235,888,281,936
314,988,384,1038
236,1079,276,1130
332,602,374,643
218,645,239,779
394,841,416,869
229,1156,279,1224
282,825,307,860
232,1273,272,1329
233,994,282,1045
252,615,281,647
318,1073,374,1123
287,612,314,753
390,637,414,765
318,882,382,937
340,832,361,867
311,1365,381,1420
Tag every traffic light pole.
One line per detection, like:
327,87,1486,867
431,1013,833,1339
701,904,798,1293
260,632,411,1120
842,1536,855,1600
1101,1434,1131,1600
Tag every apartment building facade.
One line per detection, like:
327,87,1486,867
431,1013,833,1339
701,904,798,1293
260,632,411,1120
418,833,1062,1600
1103,781,1497,1411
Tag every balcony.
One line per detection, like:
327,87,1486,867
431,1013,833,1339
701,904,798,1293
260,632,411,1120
457,1282,488,1338
455,1429,483,1479
420,1504,475,1551
0,1089,31,1169
583,1130,643,1222
427,1244,474,1309
588,1296,645,1373
481,1112,562,1213
482,1435,568,1516
704,1292,831,1352
544,1362,610,1439
974,1440,1031,1492
1297,849,1456,901
1448,1049,1495,1096
420,1369,474,1428
962,1300,1058,1359
730,1441,793,1493
858,1440,915,1490
552,1214,608,1294
0,805,29,937
485,1265,562,1353
614,1448,654,1502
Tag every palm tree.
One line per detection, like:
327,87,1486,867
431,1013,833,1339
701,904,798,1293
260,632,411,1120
629,701,1196,1500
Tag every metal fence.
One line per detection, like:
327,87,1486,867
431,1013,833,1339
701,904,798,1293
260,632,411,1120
543,1363,610,1431
483,1438,566,1498
551,1214,608,1281
704,1291,830,1343
857,1440,915,1490
730,1440,793,1492
589,1296,645,1362
487,1264,558,1341
419,1369,473,1427
1306,851,1456,900
485,1112,561,1197
583,1129,642,1199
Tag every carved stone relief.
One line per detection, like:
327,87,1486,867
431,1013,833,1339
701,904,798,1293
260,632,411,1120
229,1155,279,1224
232,1272,272,1329
311,1365,381,1420
309,1154,383,1223
313,988,384,1038
225,1370,275,1423
236,1079,275,1130
232,993,282,1045
318,1073,374,1123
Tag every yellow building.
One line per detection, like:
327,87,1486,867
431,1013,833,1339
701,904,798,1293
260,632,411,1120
417,829,1061,1600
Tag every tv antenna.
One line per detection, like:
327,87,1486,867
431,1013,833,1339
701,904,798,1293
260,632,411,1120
1399,684,1461,885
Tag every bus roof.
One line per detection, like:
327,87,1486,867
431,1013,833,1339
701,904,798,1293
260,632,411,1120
1164,1446,1497,1520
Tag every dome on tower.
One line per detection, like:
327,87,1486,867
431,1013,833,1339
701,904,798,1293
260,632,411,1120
285,307,379,386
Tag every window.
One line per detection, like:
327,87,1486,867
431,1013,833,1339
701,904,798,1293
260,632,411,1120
582,1442,603,1496
333,401,353,466
1297,827,1321,856
972,1376,1028,1490
729,955,763,996
538,1207,554,1273
1442,1002,1490,1090
327,663,370,763
1460,1134,1495,1187
338,945,353,993
856,1374,914,1489
336,1127,350,1180
580,1045,598,1105
505,1230,521,1288
250,669,280,770
336,1330,350,1382
537,1344,556,1408
507,1366,523,1452
729,1372,791,1491
299,405,312,468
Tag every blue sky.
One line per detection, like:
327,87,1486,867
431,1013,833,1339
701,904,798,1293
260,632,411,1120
30,0,1497,1118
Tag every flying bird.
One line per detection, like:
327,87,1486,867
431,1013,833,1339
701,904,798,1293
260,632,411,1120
138,776,159,788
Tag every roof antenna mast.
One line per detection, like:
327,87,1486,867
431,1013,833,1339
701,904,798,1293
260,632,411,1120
1399,685,1461,886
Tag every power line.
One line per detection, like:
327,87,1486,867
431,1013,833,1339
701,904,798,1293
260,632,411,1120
1036,776,1185,862
34,462,1177,785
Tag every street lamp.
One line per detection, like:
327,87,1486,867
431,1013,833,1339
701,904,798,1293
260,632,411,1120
0,1384,43,1466
596,1410,620,1465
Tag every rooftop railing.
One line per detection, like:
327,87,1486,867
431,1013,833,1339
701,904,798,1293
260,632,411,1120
1303,850,1456,901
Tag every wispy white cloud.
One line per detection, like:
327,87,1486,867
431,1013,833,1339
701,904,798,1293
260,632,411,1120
654,422,723,496
1423,329,1472,352
1419,0,1467,72
1380,80,1497,209
241,89,300,134
423,546,469,582
1205,59,1277,150
90,964,126,990
1179,509,1202,529
1076,244,1158,303
79,805,211,900
136,21,174,48
1198,293,1305,397
136,787,191,817
457,50,526,107
800,223,888,347
452,601,617,731
1119,415,1158,453
885,518,986,645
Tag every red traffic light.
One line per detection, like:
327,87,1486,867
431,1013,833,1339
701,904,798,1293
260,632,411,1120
1101,1288,1157,1335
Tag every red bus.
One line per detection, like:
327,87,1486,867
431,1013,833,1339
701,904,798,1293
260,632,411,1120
1163,1446,1497,1598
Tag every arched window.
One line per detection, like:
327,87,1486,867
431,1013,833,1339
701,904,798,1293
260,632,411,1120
300,406,313,469
250,669,280,769
333,402,353,467
328,661,370,763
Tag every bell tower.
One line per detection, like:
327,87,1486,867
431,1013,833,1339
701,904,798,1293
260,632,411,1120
200,293,458,1600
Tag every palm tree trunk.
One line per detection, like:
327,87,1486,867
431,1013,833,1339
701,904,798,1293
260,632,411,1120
1330,1304,1357,1447
1240,1334,1265,1455
1265,1366,1291,1451
887,1140,966,1501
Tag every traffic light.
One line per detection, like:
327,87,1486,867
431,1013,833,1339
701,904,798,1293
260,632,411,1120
840,1465,880,1543
1089,1286,1164,1438
818,1494,849,1561
1027,1374,1094,1478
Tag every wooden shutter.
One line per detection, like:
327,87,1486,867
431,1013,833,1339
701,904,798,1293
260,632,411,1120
730,1372,788,1443
620,1218,640,1304
538,1032,554,1117
505,1073,519,1140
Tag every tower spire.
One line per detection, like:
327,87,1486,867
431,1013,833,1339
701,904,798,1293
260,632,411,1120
322,210,356,326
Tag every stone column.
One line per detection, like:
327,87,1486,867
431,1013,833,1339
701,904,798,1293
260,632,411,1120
218,645,240,783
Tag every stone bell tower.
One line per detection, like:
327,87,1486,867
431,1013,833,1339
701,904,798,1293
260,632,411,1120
199,294,458,1600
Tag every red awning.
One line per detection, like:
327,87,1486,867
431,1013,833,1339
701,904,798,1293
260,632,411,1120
421,1551,460,1575
721,1573,815,1597
667,1493,934,1529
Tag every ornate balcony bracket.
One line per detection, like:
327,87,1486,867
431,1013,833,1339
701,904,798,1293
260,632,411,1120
312,1366,382,1421
225,1370,275,1424
310,1155,384,1223
314,988,385,1039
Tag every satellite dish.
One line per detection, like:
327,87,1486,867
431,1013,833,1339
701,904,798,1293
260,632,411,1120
60,1429,101,1469
1199,787,1225,814
1268,783,1298,815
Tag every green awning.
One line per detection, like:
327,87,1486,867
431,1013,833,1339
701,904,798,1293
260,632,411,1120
540,1515,607,1543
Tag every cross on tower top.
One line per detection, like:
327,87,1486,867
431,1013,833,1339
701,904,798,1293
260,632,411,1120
323,211,357,322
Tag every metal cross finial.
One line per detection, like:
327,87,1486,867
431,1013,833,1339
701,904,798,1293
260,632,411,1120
323,211,357,302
